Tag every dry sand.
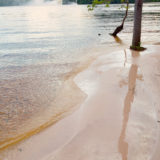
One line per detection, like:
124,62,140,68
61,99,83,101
1,45,160,160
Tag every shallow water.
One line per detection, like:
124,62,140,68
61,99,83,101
0,2,160,150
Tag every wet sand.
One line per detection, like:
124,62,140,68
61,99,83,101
1,45,160,160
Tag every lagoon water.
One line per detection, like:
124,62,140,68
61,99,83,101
0,2,160,151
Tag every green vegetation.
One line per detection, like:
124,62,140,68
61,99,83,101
130,45,146,51
77,0,160,4
87,0,129,36
77,0,93,4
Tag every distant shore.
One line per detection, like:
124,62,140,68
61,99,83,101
1,45,160,160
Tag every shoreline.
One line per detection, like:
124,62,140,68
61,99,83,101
0,44,123,153
1,45,160,160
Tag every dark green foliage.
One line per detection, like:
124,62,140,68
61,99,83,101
130,45,146,51
77,0,160,4
77,0,93,4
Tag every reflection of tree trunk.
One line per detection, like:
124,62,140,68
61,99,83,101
113,35,123,44
111,0,129,37
118,50,139,160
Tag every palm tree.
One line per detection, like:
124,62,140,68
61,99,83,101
131,0,143,47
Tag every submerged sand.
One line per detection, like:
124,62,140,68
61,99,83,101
1,45,160,160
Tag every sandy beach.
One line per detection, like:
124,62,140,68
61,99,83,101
1,45,160,160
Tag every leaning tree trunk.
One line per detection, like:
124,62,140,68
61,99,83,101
111,0,129,37
132,0,143,46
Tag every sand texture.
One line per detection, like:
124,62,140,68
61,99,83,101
1,45,160,160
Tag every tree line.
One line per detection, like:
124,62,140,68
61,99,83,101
77,0,160,4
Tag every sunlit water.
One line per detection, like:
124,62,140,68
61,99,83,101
0,2,160,151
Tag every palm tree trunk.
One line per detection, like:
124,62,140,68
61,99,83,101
132,0,143,47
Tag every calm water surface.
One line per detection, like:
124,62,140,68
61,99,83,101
0,2,160,150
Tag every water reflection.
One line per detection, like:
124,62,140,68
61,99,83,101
118,50,140,160
113,35,123,44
